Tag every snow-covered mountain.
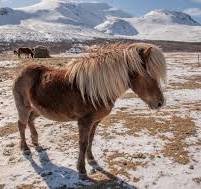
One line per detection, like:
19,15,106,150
0,0,201,42
136,9,200,26
125,9,201,42
17,0,132,27
95,18,138,36
0,0,133,42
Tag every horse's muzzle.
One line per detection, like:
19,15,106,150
149,98,165,109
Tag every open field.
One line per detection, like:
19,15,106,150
1,39,201,54
0,52,201,189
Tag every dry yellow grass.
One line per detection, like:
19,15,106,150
168,74,201,90
0,122,18,137
106,151,146,181
102,111,196,165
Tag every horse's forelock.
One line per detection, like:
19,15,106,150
127,44,167,85
146,46,167,84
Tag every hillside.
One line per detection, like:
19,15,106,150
126,10,201,42
135,9,200,26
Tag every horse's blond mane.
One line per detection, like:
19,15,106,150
67,43,166,108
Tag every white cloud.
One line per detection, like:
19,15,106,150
184,8,201,16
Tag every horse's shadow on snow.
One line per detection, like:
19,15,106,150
24,149,136,189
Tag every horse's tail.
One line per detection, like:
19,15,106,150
13,65,46,122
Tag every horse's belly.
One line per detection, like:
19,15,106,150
40,111,73,122
31,104,78,122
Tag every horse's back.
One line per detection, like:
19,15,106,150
18,47,33,54
14,64,110,122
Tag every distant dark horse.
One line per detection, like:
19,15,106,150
13,43,167,176
14,47,34,58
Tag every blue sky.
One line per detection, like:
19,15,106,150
1,0,201,22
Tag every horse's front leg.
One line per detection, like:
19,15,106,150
86,122,99,164
77,117,93,175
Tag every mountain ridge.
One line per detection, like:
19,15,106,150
0,0,201,42
141,9,200,26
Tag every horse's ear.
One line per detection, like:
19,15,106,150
138,47,152,62
143,47,152,59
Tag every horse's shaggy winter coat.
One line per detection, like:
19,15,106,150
13,43,167,176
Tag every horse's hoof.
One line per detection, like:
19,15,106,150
35,146,46,152
88,159,97,166
79,173,88,180
88,160,102,171
20,143,31,155
77,167,87,178
23,149,31,156
77,163,87,175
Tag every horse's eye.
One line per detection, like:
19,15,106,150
129,71,137,80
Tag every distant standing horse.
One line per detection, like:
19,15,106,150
14,47,34,58
13,43,167,175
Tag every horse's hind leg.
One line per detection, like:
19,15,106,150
28,112,39,147
17,108,31,153
13,83,31,153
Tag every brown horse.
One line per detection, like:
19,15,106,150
14,47,34,58
13,43,167,176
